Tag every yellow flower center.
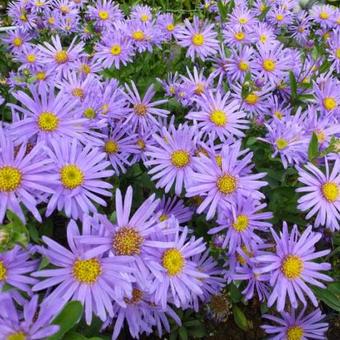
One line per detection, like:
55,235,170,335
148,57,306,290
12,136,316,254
276,138,288,150
83,107,96,119
192,33,204,46
72,258,101,284
234,32,245,41
101,104,109,114
12,37,23,47
194,83,205,95
55,50,68,64
124,288,143,304
323,97,337,111
322,182,339,202
281,255,304,279
7,332,27,340
111,44,121,55
113,227,143,256
239,17,248,24
315,129,326,143
26,54,36,63
232,215,249,232
238,60,249,71
60,164,84,189
162,248,185,276
215,155,222,167
274,111,283,119
276,14,284,21
98,10,109,20
81,64,91,74
132,30,145,41
210,109,227,127
134,103,147,116
159,213,168,222
166,23,175,31
287,326,304,340
72,87,84,97
260,34,267,43
140,14,149,22
245,93,258,105
60,5,69,13
217,174,237,194
0,166,22,192
336,48,340,59
263,59,276,71
319,11,329,20
323,32,330,40
137,139,146,150
171,150,190,168
0,260,7,280
48,17,55,24
37,112,59,132
105,140,119,154
236,245,253,265
260,4,266,11
36,71,46,80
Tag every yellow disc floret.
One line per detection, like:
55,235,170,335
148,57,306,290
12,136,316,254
322,182,339,202
281,255,304,279
0,260,7,281
37,112,59,132
210,110,227,127
105,140,119,154
192,33,204,46
0,167,22,192
113,227,143,256
111,44,121,55
162,248,185,276
276,138,288,150
263,59,276,72
171,150,190,168
7,332,27,340
232,215,249,232
287,326,304,340
55,50,68,64
60,164,84,189
73,258,101,284
217,174,237,195
323,97,337,111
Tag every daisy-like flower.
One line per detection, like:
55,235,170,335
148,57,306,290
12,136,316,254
15,44,42,72
7,1,37,31
223,25,254,48
131,4,153,23
0,129,56,223
0,245,38,293
0,294,64,339
37,35,85,78
252,22,276,47
262,308,328,339
102,125,138,175
156,13,178,40
145,124,197,195
297,157,340,231
44,138,113,219
93,32,135,69
209,197,272,254
175,16,219,61
254,223,332,311
226,46,254,82
122,81,169,133
9,84,103,146
32,220,135,325
2,29,32,52
187,142,267,220
253,43,290,86
186,90,248,141
148,222,208,309
155,196,193,225
267,6,293,27
228,5,257,29
327,29,340,74
310,4,335,28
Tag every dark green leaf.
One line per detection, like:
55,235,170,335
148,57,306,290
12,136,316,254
308,132,319,162
289,71,297,101
179,327,188,340
233,305,248,331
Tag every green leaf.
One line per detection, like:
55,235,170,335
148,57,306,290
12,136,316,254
289,71,297,102
49,301,84,340
233,305,248,331
179,327,188,340
313,284,340,312
217,1,227,21
230,283,242,303
188,324,207,338
308,132,319,162
63,332,87,340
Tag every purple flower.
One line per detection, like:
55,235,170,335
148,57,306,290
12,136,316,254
175,16,219,61
297,158,340,231
0,294,63,339
310,4,335,28
0,129,56,223
44,138,114,219
32,220,135,324
186,90,248,141
262,308,328,339
186,142,267,220
226,46,254,82
145,123,197,195
254,223,332,311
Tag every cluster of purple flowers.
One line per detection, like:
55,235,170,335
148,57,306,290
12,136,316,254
0,0,339,338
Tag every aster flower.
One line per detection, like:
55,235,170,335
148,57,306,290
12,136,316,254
157,72,181,97
37,35,85,78
228,5,257,29
0,245,38,293
262,308,328,339
209,197,272,254
131,4,153,23
9,84,103,146
93,32,135,69
148,222,208,309
0,294,63,339
8,1,37,31
327,29,340,73
254,223,332,311
175,16,219,61
145,123,197,195
122,81,169,133
14,44,42,72
44,138,114,219
226,46,254,82
186,90,248,141
186,142,267,220
267,6,293,27
2,29,32,52
252,22,276,47
223,25,254,48
32,220,135,324
310,4,335,28
0,129,56,224
156,13,178,40
297,157,340,231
